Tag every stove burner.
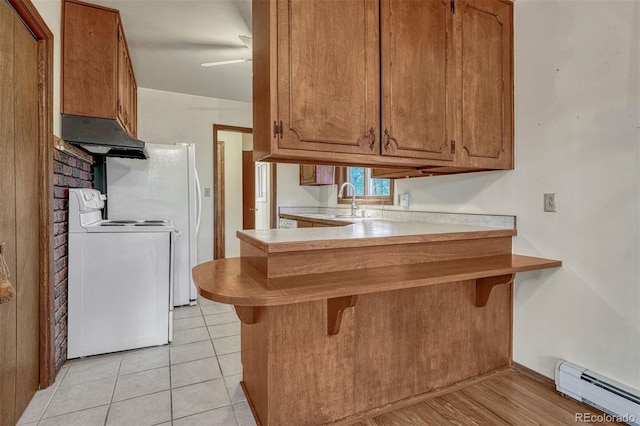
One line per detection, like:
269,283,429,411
143,220,168,224
100,223,126,226
134,223,167,226
107,220,137,224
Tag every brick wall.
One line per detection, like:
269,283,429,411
53,148,94,371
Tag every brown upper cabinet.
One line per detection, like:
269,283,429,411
62,0,137,138
299,165,335,186
253,0,513,175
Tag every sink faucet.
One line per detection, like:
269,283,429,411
338,182,359,216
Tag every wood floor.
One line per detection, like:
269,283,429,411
347,369,620,425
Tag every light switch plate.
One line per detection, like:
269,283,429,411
204,187,211,197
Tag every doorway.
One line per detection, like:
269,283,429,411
213,125,277,259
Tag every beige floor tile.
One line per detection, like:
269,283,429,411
170,340,215,365
113,367,170,402
60,355,121,388
204,312,239,326
18,363,70,424
173,405,237,426
233,401,257,426
38,405,108,426
223,374,247,404
174,316,206,331
197,297,215,306
200,303,233,316
171,357,222,389
217,352,243,377
120,346,169,375
106,390,171,426
42,378,115,419
212,335,240,356
17,379,58,423
171,327,210,346
171,379,231,420
207,322,241,339
173,305,203,319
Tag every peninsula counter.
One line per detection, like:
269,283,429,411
193,220,561,425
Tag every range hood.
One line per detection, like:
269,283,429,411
62,114,149,160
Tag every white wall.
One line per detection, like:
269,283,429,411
389,0,639,389
137,88,252,263
276,164,332,208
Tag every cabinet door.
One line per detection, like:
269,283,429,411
62,1,118,119
300,165,335,185
299,165,317,185
277,0,380,155
116,24,129,132
130,69,137,137
455,0,513,169
380,0,454,162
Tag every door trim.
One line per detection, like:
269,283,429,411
8,0,55,388
213,124,277,259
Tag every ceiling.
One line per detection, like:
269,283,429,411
90,0,253,103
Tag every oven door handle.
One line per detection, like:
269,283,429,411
169,229,181,311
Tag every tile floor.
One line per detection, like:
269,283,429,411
18,297,256,426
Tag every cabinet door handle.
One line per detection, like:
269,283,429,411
358,127,376,151
383,128,397,151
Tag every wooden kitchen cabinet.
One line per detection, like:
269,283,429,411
253,0,513,175
299,165,335,186
254,0,380,164
455,0,513,170
62,0,137,138
380,0,454,163
116,23,137,137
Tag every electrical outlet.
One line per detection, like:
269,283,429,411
400,193,410,208
204,187,211,197
544,193,557,212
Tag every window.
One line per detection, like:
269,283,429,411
336,167,393,205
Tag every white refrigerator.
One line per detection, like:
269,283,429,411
106,143,201,306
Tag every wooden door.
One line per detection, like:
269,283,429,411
380,0,454,162
0,0,40,422
455,0,513,169
242,151,256,230
276,0,380,155
0,2,18,422
15,6,40,416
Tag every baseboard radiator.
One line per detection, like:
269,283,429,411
555,360,639,425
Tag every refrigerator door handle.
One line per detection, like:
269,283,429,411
194,168,202,236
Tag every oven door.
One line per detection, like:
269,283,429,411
168,229,182,341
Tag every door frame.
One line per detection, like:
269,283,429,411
213,124,277,259
8,0,55,388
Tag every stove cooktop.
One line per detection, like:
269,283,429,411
99,220,171,227
87,219,175,233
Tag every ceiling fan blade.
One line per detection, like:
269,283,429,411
200,58,252,67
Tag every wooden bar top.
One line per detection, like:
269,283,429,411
193,254,561,307
237,220,517,253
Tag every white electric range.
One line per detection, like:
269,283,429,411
67,188,178,358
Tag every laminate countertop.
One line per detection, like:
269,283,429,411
237,217,516,254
